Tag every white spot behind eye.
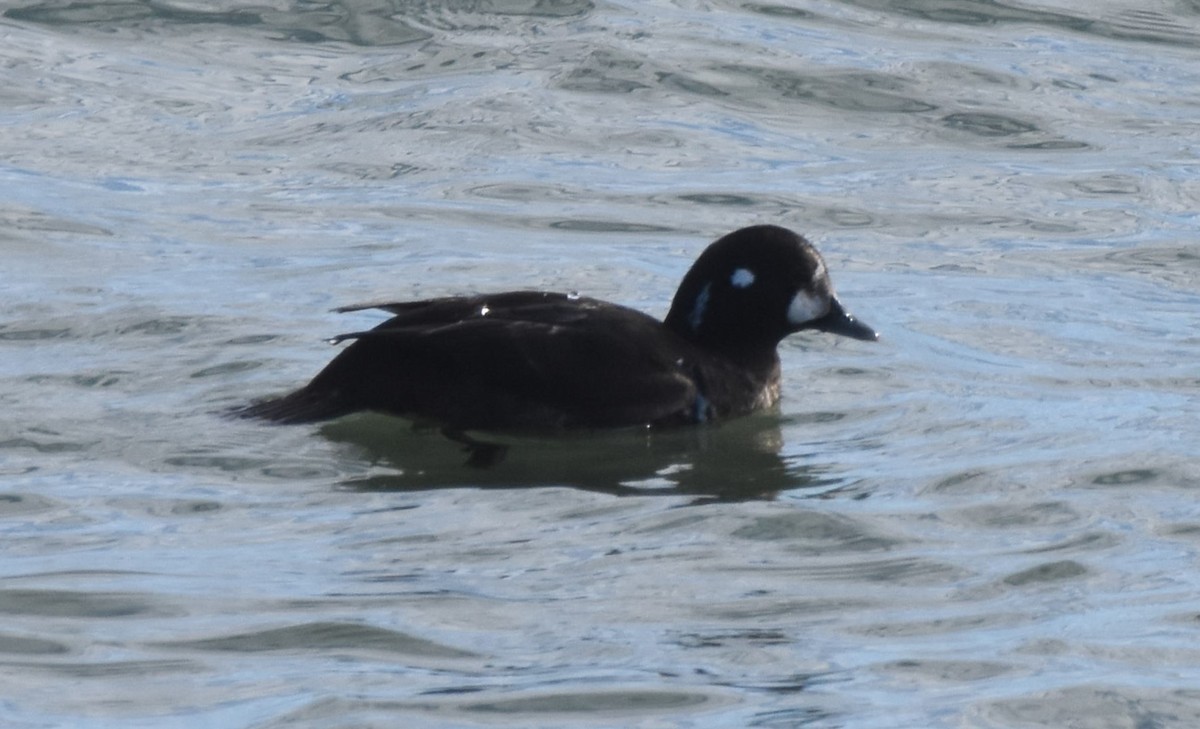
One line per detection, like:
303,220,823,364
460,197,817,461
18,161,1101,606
479,305,490,316
689,283,711,332
787,290,828,325
730,268,755,288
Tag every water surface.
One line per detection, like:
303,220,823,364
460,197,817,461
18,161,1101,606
2,1,1199,727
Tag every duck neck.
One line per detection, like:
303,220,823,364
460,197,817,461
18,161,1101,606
666,319,782,375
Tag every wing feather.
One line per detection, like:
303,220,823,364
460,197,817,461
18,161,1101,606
303,298,698,430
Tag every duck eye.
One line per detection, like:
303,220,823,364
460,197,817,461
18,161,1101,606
730,268,756,289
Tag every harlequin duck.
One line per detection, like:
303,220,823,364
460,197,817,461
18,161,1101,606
236,225,877,464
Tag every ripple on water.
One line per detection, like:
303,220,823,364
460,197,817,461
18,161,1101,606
0,492,62,517
1001,559,1089,587
253,687,735,729
977,685,1200,728
948,500,1081,529
0,589,176,619
4,1,434,46
159,621,476,660
719,65,939,114
0,206,113,237
4,1,1200,728
0,632,69,656
731,511,902,554
849,611,1030,640
940,111,1039,137
876,658,1012,683
1084,246,1200,290
0,326,74,342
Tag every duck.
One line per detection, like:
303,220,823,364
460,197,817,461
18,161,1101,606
235,225,877,465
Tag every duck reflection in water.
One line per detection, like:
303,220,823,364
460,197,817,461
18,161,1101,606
323,410,852,502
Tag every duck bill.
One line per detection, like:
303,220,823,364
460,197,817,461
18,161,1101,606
810,298,878,341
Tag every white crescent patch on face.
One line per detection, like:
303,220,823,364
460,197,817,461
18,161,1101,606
787,289,828,325
689,282,712,332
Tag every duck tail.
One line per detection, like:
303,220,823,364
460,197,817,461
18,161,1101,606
229,386,356,425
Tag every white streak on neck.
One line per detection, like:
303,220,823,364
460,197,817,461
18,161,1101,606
693,391,712,422
689,282,711,332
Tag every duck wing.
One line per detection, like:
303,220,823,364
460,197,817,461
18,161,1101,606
334,291,585,323
244,293,702,430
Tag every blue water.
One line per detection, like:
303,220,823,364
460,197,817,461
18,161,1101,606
3,1,1200,727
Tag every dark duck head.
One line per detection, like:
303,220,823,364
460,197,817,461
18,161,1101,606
663,225,878,359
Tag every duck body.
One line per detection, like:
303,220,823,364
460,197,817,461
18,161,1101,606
237,225,877,437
